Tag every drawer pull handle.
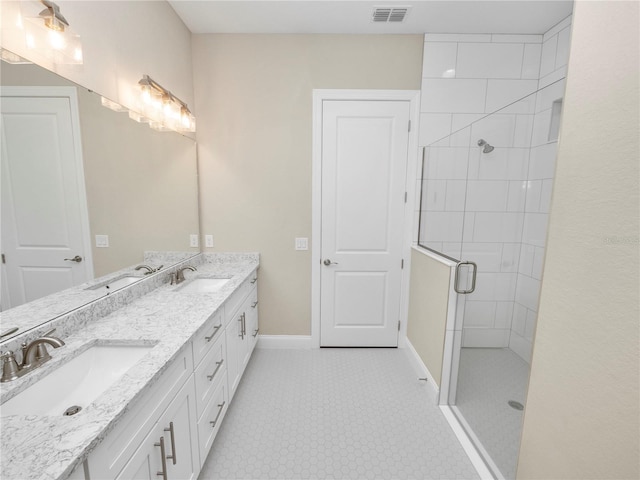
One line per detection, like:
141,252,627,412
164,421,177,465
154,437,168,480
238,314,244,339
252,328,259,338
210,401,226,428
250,277,257,284
207,360,224,381
205,324,222,342
251,301,258,308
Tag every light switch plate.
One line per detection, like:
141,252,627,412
295,237,308,251
205,235,214,248
190,234,199,248
95,235,109,248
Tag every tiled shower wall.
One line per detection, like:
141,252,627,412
417,16,572,362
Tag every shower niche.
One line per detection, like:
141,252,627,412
417,80,565,479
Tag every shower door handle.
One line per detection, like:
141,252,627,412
454,261,477,294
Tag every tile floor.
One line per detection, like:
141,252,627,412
456,348,530,480
199,348,480,480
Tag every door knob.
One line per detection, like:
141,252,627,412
64,255,83,263
323,259,338,266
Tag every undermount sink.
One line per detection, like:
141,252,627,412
1,343,153,417
174,277,231,293
86,275,141,292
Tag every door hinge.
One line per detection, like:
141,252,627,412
398,320,401,331
1,253,5,264
408,120,411,132
404,191,407,203
401,259,404,269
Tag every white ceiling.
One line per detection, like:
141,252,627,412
168,0,574,35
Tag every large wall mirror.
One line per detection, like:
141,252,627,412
0,54,200,339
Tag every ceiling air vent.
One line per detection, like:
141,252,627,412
372,7,410,23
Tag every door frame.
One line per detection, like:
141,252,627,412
1,86,94,299
311,89,420,349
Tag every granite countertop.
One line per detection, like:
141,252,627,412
0,253,259,480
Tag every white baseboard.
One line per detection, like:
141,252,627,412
256,335,312,349
403,339,439,402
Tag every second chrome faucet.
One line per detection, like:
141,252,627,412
170,265,197,285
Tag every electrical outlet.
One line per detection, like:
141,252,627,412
190,234,199,248
205,235,214,248
95,235,109,248
295,237,308,251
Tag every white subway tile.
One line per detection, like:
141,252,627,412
422,241,443,252
539,179,554,213
532,246,546,280
555,26,571,70
539,35,558,78
457,43,524,79
523,213,549,247
524,309,538,340
469,272,497,301
509,331,532,363
507,181,526,212
495,302,514,329
421,78,487,113
486,80,538,113
494,92,537,115
519,244,535,276
462,212,475,243
445,180,467,211
449,125,473,147
543,15,572,42
529,143,558,179
536,79,566,113
451,113,486,133
473,212,524,243
501,243,521,272
539,65,567,89
427,146,470,179
465,180,510,212
470,148,528,181
514,114,535,148
422,179,447,211
512,303,528,335
471,114,516,148
525,180,543,212
463,242,503,272
515,274,541,311
442,242,462,260
422,42,458,78
419,113,452,146
495,273,517,302
464,301,497,327
421,211,464,242
425,33,491,43
531,109,553,147
521,44,542,79
491,34,542,44
462,328,510,348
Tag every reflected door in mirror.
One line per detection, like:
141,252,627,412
1,87,93,309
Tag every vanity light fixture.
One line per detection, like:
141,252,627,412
130,75,196,133
0,48,31,64
19,0,82,64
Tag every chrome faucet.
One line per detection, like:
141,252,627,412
1,329,65,383
173,265,197,285
135,264,163,275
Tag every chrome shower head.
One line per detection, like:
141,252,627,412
477,139,494,153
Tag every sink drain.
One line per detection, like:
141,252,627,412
508,400,524,411
63,405,82,416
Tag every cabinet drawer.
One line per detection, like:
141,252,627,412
87,346,194,480
224,270,258,325
192,309,224,367
197,377,228,467
194,334,226,419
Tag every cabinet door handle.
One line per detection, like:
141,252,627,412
210,401,226,428
242,313,247,336
238,315,244,338
207,360,224,381
251,301,258,308
205,324,221,342
163,421,177,465
154,437,168,480
250,277,257,284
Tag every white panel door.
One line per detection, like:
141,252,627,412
1,90,92,309
320,100,410,347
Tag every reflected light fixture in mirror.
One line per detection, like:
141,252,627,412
20,0,83,64
134,74,197,133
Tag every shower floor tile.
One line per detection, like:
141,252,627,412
456,347,530,480
198,348,479,480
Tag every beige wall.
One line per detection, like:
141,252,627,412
193,34,423,335
407,249,451,387
1,63,200,277
517,1,640,478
